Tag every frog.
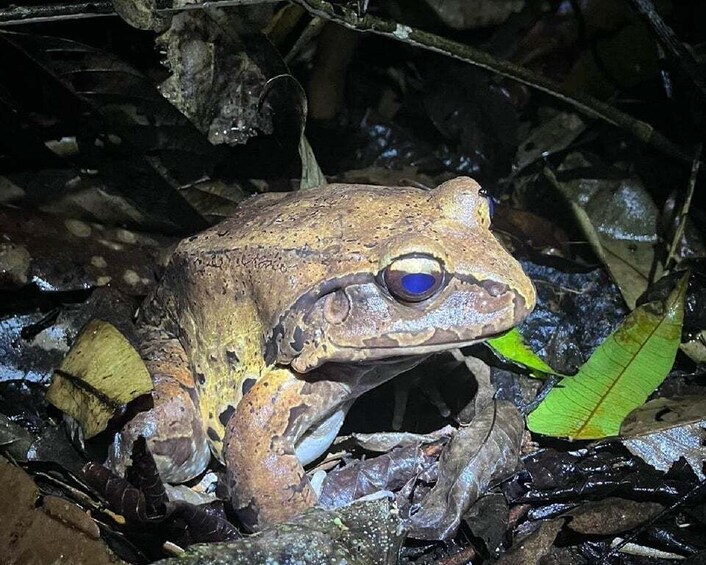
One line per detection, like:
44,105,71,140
107,176,536,532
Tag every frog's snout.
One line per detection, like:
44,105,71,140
512,287,535,327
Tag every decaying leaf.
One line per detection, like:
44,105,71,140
158,10,278,147
563,498,664,535
47,320,153,439
84,439,240,545
0,413,36,461
300,134,327,190
407,401,524,540
621,396,706,479
513,111,586,174
342,426,455,453
495,519,564,565
319,441,445,510
546,156,662,309
527,274,688,440
420,0,524,29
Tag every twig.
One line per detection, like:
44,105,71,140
0,2,113,26
629,0,706,101
293,0,692,162
665,143,701,270
0,0,279,26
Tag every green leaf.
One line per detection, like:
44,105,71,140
487,328,558,377
527,274,688,440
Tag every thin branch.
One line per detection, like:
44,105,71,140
0,0,278,26
629,0,706,101
666,144,701,270
0,2,114,26
294,0,692,162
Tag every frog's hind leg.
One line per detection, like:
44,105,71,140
107,329,211,484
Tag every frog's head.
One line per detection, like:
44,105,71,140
261,177,536,373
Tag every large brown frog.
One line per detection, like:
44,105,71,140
108,177,536,531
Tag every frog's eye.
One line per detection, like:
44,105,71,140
382,256,446,303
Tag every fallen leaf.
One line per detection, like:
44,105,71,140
527,274,687,439
47,320,153,438
564,498,663,535
621,396,706,479
153,499,403,565
407,401,524,540
546,159,662,308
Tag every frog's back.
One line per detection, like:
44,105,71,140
173,184,430,258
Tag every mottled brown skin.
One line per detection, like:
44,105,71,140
108,177,536,531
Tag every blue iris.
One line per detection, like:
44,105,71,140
401,273,437,295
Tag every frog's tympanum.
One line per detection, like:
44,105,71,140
108,177,535,531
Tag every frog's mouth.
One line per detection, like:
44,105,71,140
293,299,528,373
267,274,534,374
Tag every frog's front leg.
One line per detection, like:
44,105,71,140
107,327,211,483
223,368,351,531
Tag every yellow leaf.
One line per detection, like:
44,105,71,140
47,320,152,438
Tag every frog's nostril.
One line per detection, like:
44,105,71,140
480,280,509,297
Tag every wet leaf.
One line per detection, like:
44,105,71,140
513,111,586,174
84,447,240,544
84,461,156,523
516,445,699,506
319,441,444,510
487,328,558,377
343,426,455,452
125,437,168,516
621,395,706,479
496,519,563,565
563,498,663,535
47,320,152,439
463,494,509,556
527,274,688,439
0,413,35,461
159,11,278,147
420,0,522,29
519,262,627,375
